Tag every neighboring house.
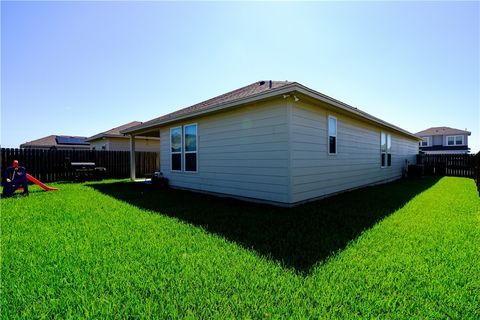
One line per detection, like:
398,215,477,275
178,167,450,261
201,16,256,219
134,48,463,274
122,80,420,206
416,127,471,154
86,121,160,152
20,135,90,150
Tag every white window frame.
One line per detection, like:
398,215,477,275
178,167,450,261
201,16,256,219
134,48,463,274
327,115,337,155
420,137,429,147
183,123,198,173
446,136,455,146
170,126,182,172
446,135,464,146
380,132,392,168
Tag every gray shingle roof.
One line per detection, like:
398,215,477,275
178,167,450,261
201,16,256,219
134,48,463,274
87,121,143,141
122,80,419,140
416,126,471,136
20,135,89,149
135,80,291,130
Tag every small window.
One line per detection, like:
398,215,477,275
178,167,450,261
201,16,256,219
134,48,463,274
447,136,455,146
328,116,337,154
387,134,392,166
184,124,197,172
420,137,429,147
381,132,392,167
171,127,182,171
455,135,463,145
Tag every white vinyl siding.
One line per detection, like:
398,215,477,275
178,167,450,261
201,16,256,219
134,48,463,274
160,99,290,203
89,137,160,152
158,97,418,205
290,101,418,203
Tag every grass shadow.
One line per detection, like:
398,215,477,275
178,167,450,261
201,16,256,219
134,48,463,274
88,177,439,274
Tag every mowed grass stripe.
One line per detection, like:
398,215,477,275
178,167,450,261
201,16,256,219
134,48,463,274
303,177,480,318
1,177,479,318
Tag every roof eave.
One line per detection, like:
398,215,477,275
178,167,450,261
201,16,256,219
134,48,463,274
123,83,419,141
293,84,421,141
121,83,298,135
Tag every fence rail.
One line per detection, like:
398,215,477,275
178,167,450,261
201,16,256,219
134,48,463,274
416,153,475,178
1,148,159,182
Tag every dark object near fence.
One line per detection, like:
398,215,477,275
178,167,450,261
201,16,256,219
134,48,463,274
408,164,424,178
151,172,169,188
1,148,159,183
70,162,106,181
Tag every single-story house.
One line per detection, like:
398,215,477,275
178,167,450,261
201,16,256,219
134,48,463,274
20,135,90,150
122,80,420,206
86,121,160,152
416,126,471,154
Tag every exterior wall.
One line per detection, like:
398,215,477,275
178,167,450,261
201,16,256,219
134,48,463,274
419,133,470,154
158,98,418,205
290,101,418,204
90,137,160,152
432,135,443,146
160,98,290,203
89,140,109,151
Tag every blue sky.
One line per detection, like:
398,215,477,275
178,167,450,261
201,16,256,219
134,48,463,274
2,1,479,152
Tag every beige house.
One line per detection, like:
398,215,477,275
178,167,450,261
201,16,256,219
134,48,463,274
20,135,90,150
87,121,160,152
123,80,420,206
416,126,471,154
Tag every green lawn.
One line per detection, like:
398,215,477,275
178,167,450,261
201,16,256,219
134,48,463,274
1,177,479,318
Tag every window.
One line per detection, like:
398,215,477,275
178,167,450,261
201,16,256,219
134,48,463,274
381,132,392,167
420,137,429,147
170,127,182,171
447,135,464,146
170,124,199,172
455,136,463,145
387,134,392,166
328,116,337,154
184,124,197,172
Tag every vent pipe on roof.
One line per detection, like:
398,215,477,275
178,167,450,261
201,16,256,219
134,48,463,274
269,80,272,88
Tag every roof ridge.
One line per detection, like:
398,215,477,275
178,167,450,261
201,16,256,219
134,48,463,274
139,80,291,128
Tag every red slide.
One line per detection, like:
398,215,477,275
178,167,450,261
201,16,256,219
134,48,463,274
26,174,59,191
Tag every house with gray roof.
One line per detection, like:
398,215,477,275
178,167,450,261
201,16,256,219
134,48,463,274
416,127,471,154
86,121,160,152
122,80,420,206
20,135,90,150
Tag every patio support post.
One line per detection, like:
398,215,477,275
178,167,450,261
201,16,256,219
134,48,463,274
130,135,136,180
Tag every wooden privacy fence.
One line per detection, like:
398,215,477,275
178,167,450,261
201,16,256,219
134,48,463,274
474,153,480,195
416,153,476,178
1,148,159,182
